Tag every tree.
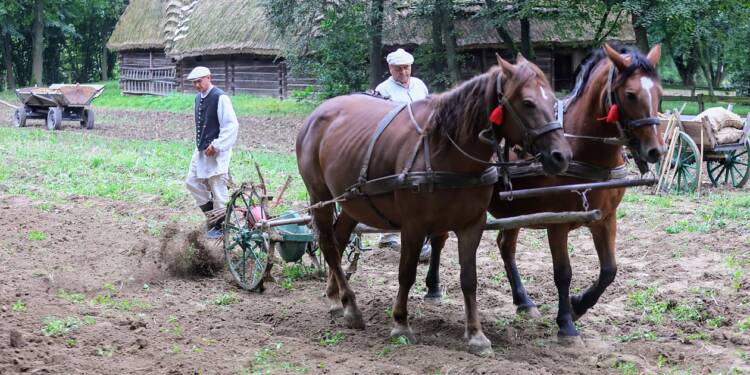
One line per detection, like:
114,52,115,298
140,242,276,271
31,0,44,85
368,0,385,88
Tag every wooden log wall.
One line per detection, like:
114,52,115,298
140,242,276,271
118,50,177,96
177,55,319,98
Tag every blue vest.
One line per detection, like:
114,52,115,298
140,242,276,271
194,87,225,151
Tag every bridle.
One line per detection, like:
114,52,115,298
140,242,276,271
493,72,563,155
564,64,660,173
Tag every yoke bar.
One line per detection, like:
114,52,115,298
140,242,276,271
352,209,602,234
484,209,601,230
497,178,656,201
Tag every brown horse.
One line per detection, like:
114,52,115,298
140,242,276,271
424,44,665,342
296,55,571,355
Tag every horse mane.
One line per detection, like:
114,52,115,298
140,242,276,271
565,45,657,108
429,61,548,142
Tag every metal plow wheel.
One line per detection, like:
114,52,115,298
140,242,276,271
223,186,270,292
707,138,750,188
657,131,700,193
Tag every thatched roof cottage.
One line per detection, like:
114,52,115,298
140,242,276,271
108,0,634,96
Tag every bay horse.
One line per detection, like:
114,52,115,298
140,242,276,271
296,55,572,355
424,44,665,343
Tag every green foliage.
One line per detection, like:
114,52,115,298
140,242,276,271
58,289,86,303
210,292,238,306
612,360,638,375
736,316,750,333
12,300,26,312
27,230,47,241
319,331,345,347
627,287,669,324
41,316,95,337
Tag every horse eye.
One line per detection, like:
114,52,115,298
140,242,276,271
523,100,535,108
625,92,637,101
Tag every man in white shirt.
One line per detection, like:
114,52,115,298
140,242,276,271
184,66,239,238
375,48,429,103
374,49,431,261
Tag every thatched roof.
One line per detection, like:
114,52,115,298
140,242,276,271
107,0,167,51
166,0,282,59
382,1,635,49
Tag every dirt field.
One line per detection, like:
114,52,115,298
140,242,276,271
1,108,750,374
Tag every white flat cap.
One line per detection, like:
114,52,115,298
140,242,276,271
187,66,211,81
386,48,414,65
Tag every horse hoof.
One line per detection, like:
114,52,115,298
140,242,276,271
557,334,585,347
516,305,541,318
329,305,344,318
423,292,442,304
467,334,493,357
344,308,365,330
390,325,417,344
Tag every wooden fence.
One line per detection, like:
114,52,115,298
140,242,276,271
120,66,177,96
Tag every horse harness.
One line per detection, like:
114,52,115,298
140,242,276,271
339,72,563,227
561,64,660,174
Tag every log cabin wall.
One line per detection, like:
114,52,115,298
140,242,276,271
118,50,177,95
177,55,319,98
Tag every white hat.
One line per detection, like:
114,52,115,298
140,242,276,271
386,48,414,65
187,66,211,81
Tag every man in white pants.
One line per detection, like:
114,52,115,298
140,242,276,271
375,48,431,261
184,66,239,238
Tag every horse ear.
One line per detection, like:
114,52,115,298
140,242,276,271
646,44,662,66
515,52,527,64
602,43,628,71
496,53,515,77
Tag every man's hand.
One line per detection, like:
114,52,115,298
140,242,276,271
204,144,217,157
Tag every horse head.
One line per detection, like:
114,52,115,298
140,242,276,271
494,54,571,175
602,43,666,164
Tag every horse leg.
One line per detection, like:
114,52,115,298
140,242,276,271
547,225,581,343
313,204,364,329
456,225,493,356
390,229,426,344
570,215,617,320
424,232,449,302
325,211,359,317
498,229,540,318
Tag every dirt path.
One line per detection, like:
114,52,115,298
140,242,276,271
2,106,303,153
1,191,748,374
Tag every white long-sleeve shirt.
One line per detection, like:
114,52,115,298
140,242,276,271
375,77,429,103
190,86,239,179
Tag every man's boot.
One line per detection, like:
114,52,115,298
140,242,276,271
200,202,222,239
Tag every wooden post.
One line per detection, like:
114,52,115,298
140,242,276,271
697,125,704,195
697,94,705,112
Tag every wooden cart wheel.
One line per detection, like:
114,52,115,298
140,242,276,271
656,131,700,193
223,187,270,292
707,138,750,188
13,107,27,128
46,107,62,130
80,108,95,129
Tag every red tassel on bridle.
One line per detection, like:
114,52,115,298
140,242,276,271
490,106,504,126
598,105,620,124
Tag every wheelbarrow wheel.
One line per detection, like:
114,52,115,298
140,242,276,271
655,131,700,193
223,187,270,292
80,108,95,129
46,107,62,130
13,107,27,128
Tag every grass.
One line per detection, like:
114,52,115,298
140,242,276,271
2,81,318,117
319,331,345,347
27,230,48,241
627,287,669,325
210,292,238,306
12,300,27,312
0,128,306,209
58,289,86,303
42,316,96,337
97,81,317,117
661,100,750,116
379,335,410,356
